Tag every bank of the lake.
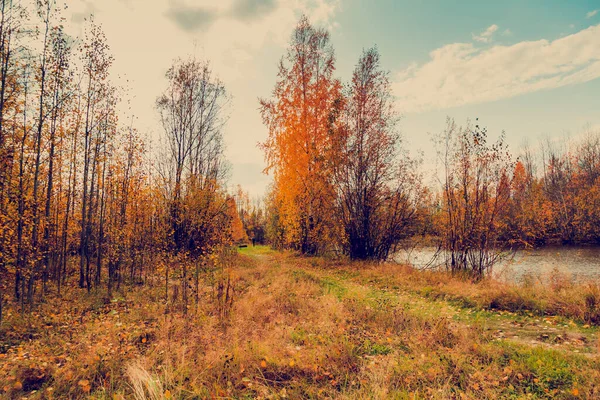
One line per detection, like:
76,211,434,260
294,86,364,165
396,246,600,284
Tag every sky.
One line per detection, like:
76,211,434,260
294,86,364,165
62,0,600,197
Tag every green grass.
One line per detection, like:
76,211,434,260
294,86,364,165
4,248,598,399
236,244,276,256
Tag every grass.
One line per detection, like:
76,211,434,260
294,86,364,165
0,246,599,398
344,261,600,326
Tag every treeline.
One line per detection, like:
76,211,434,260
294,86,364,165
0,1,243,321
1,1,597,312
234,185,267,245
257,16,600,276
427,119,600,278
496,131,600,246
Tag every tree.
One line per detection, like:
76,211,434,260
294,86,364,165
260,15,342,255
157,57,229,254
78,18,114,291
0,0,243,325
573,132,600,243
334,48,422,260
156,56,231,313
436,118,513,279
42,22,72,295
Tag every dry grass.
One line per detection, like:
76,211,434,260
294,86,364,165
349,261,600,325
127,363,164,400
0,246,599,399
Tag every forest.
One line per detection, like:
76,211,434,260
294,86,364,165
0,2,599,399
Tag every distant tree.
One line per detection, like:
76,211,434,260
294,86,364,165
227,196,247,244
234,185,266,245
264,182,286,249
436,118,513,279
573,132,600,243
499,160,551,247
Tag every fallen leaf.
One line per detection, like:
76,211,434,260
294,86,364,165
78,379,91,393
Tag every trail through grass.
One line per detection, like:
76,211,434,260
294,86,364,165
1,246,599,399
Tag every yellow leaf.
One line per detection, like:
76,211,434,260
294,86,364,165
164,389,172,399
289,360,295,367
13,381,23,390
260,360,267,368
572,388,580,396
78,379,91,393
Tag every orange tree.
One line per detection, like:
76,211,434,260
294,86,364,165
260,16,342,255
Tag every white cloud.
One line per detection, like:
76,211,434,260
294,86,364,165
586,9,598,19
472,24,498,43
501,28,512,36
393,24,600,114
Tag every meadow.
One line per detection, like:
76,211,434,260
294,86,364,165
1,246,599,399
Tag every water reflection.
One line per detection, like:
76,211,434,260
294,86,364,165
395,246,600,284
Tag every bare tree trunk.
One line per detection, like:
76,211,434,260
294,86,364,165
28,0,52,305
15,68,30,302
80,71,94,290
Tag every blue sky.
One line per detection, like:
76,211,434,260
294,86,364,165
64,0,600,196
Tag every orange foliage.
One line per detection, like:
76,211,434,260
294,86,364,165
260,16,342,255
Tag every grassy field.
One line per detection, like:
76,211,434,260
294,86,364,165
1,246,599,399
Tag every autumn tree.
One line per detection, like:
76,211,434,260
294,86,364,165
264,182,287,249
0,0,25,318
334,48,423,260
436,118,513,279
41,21,72,295
539,131,600,244
0,0,244,326
572,132,600,243
156,57,231,313
77,18,114,291
234,185,266,245
0,5,158,315
260,15,342,255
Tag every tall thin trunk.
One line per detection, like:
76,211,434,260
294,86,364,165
79,73,93,289
15,70,30,302
28,0,52,305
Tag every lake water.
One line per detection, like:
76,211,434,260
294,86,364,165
395,246,600,284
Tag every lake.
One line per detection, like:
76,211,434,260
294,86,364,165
395,246,600,284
